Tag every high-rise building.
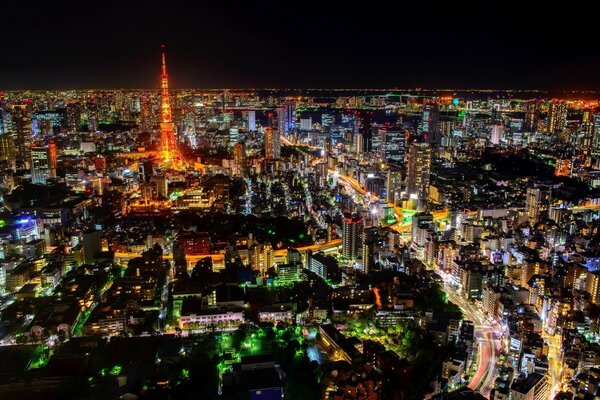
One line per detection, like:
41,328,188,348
586,271,600,305
411,212,434,248
406,142,432,206
524,101,539,132
233,142,247,177
354,133,364,156
250,243,273,275
381,127,406,163
277,101,295,134
342,215,364,260
360,114,373,152
422,104,440,144
362,227,377,274
264,127,280,159
386,167,403,204
300,117,312,131
247,110,256,131
593,113,600,155
526,185,551,225
30,146,55,184
546,101,567,135
579,111,594,152
6,104,32,170
0,135,16,167
490,124,503,145
157,47,185,169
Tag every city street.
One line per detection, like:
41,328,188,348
445,286,500,398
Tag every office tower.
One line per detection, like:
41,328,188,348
30,146,53,184
579,111,594,152
354,133,364,156
422,104,440,144
406,142,432,206
6,104,32,170
342,215,364,260
323,137,332,158
381,127,406,163
264,127,280,159
386,167,402,203
593,113,600,155
233,142,247,176
0,135,16,167
248,110,256,131
524,101,539,132
371,126,383,152
277,101,295,134
526,185,551,225
300,117,312,131
82,229,102,264
157,47,185,169
360,114,373,152
362,227,377,274
546,101,567,135
490,124,503,145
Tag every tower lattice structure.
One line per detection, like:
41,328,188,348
158,46,186,169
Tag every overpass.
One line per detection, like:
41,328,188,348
114,238,342,270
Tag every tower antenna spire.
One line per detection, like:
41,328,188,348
161,44,167,76
157,45,185,169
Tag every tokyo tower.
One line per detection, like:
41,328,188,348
158,46,186,169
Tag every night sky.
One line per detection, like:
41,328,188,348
1,1,598,90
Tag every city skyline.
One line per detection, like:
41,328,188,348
2,3,600,400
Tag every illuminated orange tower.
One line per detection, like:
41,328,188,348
158,46,186,169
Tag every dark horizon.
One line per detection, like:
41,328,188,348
2,1,599,91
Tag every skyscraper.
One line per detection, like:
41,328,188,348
247,110,256,131
157,47,185,169
362,227,377,274
233,142,247,177
0,135,16,167
277,101,296,134
381,127,406,163
546,101,567,135
490,124,503,145
360,114,373,152
342,215,364,260
30,146,53,184
593,113,600,155
406,142,432,206
264,127,280,159
524,101,539,132
422,104,440,144
6,104,32,170
526,185,551,225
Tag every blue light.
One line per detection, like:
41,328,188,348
453,98,459,106
16,218,33,225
